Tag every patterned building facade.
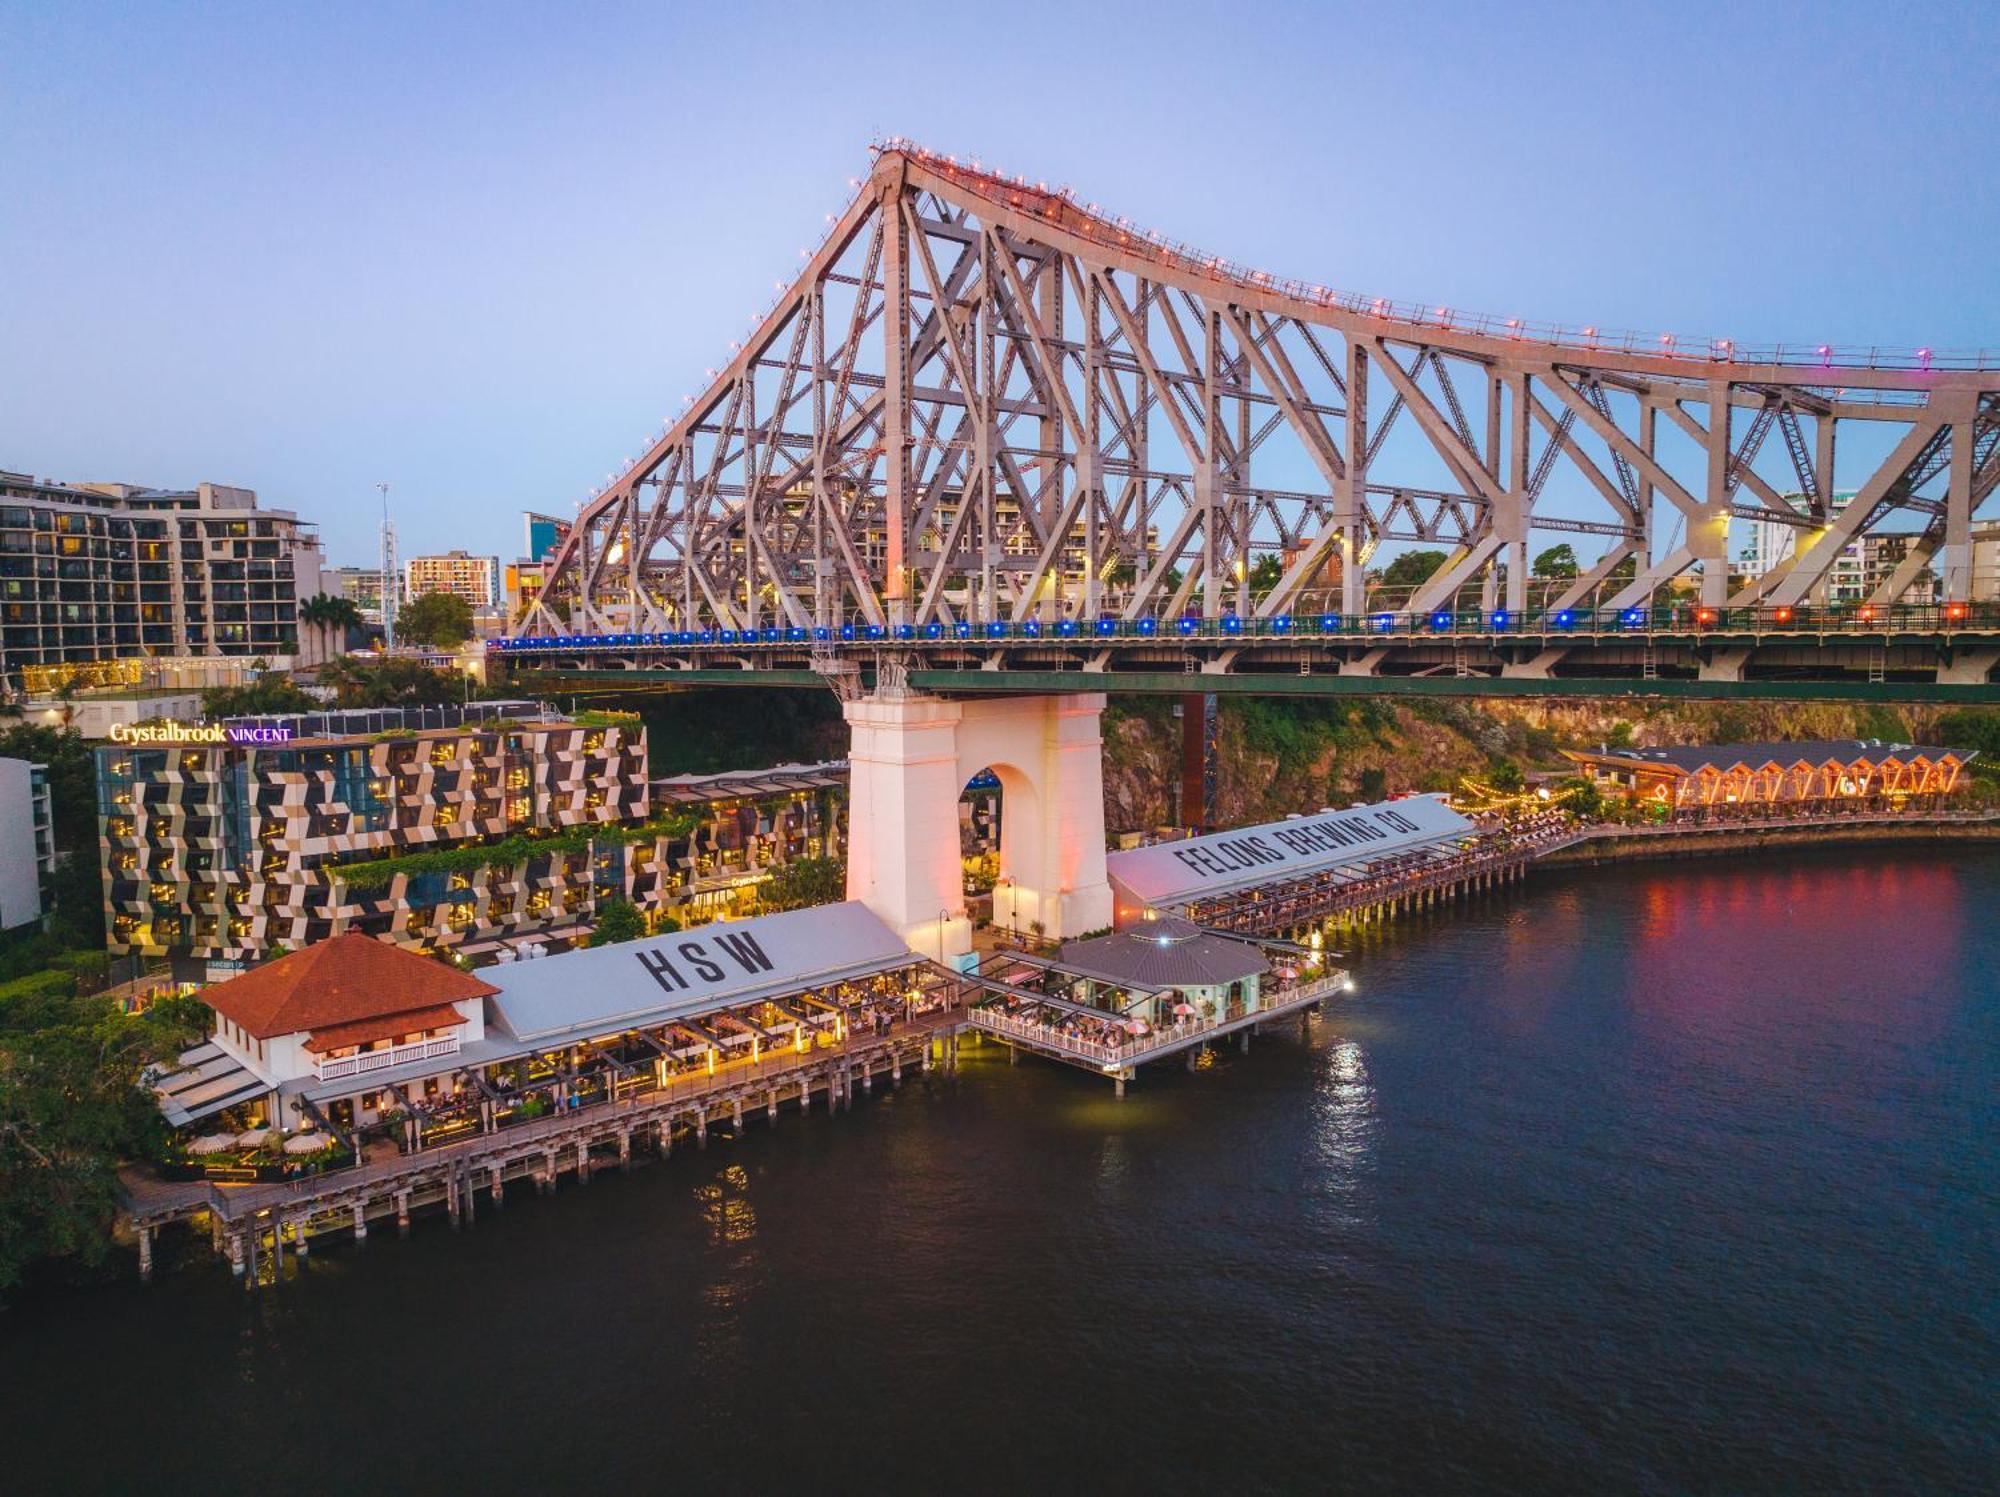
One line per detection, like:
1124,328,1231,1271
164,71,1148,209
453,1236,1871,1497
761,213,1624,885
99,714,649,967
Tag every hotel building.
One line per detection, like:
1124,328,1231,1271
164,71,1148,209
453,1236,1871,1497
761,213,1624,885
0,472,324,691
98,702,649,970
96,707,858,972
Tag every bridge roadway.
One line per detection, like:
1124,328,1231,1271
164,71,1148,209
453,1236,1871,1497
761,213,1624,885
495,609,2000,702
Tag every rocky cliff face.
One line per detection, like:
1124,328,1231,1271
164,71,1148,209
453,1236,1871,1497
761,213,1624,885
1100,695,1999,835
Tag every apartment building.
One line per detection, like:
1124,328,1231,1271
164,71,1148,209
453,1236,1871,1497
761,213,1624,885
0,471,324,689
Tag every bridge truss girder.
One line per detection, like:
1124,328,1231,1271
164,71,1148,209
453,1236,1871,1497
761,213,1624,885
524,148,2000,638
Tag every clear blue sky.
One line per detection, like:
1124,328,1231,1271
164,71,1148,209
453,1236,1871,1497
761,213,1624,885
2,0,1994,568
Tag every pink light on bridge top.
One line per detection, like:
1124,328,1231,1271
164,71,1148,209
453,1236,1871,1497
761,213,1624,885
867,137,1993,372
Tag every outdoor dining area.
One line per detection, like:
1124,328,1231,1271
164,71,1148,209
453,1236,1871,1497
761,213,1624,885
960,913,1350,1089
149,903,978,1189
170,1124,352,1182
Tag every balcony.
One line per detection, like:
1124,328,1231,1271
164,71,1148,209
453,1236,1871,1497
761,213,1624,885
315,1033,460,1083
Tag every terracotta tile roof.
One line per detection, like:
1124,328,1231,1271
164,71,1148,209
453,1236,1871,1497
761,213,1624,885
302,1004,469,1055
204,932,499,1041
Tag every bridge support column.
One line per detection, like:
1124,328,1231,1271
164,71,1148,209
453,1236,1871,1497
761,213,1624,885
844,691,1112,953
1939,647,1999,686
1699,647,1752,683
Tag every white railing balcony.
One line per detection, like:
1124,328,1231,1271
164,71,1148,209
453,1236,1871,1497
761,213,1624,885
315,1034,460,1084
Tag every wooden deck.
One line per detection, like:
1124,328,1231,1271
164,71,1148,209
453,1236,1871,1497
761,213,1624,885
963,972,1344,1093
125,1008,970,1283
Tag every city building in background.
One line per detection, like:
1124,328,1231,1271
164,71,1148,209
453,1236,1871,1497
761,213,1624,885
327,564,388,624
405,550,500,608
522,512,569,563
0,757,56,931
506,511,570,625
1972,522,2000,603
1,471,324,691
1561,739,1976,814
1738,492,1937,606
503,559,547,623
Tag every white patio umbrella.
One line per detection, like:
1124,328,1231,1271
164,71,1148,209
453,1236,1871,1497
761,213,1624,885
283,1132,334,1155
234,1128,271,1148
188,1133,235,1155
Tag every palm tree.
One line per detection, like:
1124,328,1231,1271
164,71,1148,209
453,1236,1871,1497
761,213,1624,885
299,593,365,664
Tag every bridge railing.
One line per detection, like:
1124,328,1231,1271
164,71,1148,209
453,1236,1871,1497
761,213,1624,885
494,598,2000,653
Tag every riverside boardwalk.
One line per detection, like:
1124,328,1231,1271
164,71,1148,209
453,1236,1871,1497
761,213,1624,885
122,798,1999,1284
127,895,1347,1283
128,1003,965,1286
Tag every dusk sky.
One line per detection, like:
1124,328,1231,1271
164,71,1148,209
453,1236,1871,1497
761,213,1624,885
3,0,1995,568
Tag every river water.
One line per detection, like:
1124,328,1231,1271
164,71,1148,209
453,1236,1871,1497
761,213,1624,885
3,848,1995,1494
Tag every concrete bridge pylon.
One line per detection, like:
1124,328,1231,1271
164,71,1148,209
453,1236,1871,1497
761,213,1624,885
843,689,1113,961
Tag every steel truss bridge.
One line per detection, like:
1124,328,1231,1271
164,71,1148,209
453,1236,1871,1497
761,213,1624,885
516,142,2000,699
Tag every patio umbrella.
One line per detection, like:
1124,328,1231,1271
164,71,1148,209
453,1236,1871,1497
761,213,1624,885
234,1128,271,1148
284,1132,334,1154
1173,1003,1196,1016
188,1133,234,1155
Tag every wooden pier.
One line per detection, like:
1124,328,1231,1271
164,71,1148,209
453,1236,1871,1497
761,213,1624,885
963,972,1344,1097
126,1008,967,1285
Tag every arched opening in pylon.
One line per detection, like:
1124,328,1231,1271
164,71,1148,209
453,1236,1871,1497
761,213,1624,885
957,762,1041,941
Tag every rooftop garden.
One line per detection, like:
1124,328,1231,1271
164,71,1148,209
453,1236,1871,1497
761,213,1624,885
328,808,701,892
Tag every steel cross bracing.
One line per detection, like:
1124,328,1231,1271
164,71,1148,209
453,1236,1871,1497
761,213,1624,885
521,145,2000,644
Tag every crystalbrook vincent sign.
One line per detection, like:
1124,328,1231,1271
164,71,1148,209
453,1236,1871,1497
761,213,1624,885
107,719,295,745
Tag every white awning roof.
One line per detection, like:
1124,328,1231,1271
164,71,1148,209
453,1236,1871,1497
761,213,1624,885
153,1041,269,1127
1107,795,1478,909
486,901,918,1047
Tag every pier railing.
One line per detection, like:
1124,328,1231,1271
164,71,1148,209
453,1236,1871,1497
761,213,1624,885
129,1007,968,1228
967,973,1343,1068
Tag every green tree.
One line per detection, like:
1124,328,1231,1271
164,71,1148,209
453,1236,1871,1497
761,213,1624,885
0,723,95,848
1552,775,1602,818
0,984,208,1295
1355,766,1388,802
200,673,319,719
1246,553,1286,599
1486,758,1525,792
396,592,475,649
1934,709,2000,758
588,898,645,947
299,592,365,658
317,655,466,708
757,856,844,913
1379,549,1448,591
1532,544,1580,579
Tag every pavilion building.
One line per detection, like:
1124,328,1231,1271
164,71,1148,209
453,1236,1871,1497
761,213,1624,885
1101,793,1484,936
153,903,940,1149
1559,739,1976,815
